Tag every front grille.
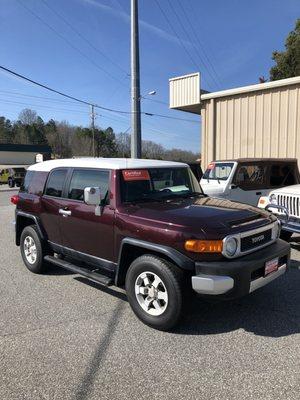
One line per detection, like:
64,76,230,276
240,229,272,252
277,194,300,218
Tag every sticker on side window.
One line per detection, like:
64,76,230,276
122,170,150,181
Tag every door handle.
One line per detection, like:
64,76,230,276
59,208,72,216
256,192,262,195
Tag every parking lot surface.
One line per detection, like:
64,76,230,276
0,188,300,400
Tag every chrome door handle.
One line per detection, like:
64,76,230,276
59,209,72,216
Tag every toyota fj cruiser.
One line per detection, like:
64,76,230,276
12,158,290,330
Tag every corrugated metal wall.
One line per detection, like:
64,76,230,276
169,73,200,110
201,83,300,169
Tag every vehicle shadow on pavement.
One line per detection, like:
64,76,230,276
176,265,300,338
43,263,74,275
74,276,128,302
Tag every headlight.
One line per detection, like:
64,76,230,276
269,194,277,204
224,237,238,257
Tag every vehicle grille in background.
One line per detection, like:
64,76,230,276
276,194,300,218
240,229,272,252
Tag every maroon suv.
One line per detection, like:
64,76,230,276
12,158,290,330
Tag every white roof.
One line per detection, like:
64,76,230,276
28,158,188,172
201,76,300,101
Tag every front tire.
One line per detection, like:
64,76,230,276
280,230,292,242
8,178,15,188
20,225,47,273
125,255,184,331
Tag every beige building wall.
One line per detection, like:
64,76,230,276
169,74,300,170
200,78,300,169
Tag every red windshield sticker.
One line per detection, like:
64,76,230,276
122,170,150,181
207,162,215,170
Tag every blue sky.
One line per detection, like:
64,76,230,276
0,0,299,152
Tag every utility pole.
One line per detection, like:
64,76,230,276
90,104,95,157
131,0,142,158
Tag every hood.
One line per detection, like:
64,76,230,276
200,180,227,196
270,184,300,195
123,196,273,237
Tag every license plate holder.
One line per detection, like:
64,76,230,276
265,258,279,276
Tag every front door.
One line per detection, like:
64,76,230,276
230,163,268,206
58,168,115,262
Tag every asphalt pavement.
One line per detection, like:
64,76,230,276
0,187,300,400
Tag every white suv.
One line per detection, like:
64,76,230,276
258,184,300,241
201,158,299,206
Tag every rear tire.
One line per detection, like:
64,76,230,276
8,178,15,188
280,231,292,242
125,255,184,331
20,225,47,273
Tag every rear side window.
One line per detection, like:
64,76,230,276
20,171,48,195
21,171,34,193
45,169,67,198
269,164,296,187
68,169,110,202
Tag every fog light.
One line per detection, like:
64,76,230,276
224,237,238,257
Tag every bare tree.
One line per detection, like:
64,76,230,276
18,109,38,125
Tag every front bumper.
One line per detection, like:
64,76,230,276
265,204,300,234
192,239,290,299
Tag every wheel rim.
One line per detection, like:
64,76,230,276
23,236,37,265
135,271,168,316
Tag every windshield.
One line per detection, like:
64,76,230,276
13,168,26,173
203,162,234,181
121,167,203,203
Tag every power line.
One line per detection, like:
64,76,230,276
144,112,198,123
0,65,199,123
0,89,86,106
40,0,129,77
0,98,89,115
0,65,92,106
153,0,201,73
175,0,222,88
166,0,219,89
16,0,128,87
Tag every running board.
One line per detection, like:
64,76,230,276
44,255,113,286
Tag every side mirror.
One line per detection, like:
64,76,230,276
84,187,101,206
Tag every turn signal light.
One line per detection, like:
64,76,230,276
185,240,223,253
258,198,266,206
10,195,20,205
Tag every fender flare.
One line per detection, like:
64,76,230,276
115,237,195,286
15,211,46,245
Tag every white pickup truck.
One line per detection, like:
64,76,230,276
200,158,300,206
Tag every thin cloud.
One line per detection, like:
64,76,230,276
82,0,191,46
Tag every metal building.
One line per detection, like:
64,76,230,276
170,74,300,169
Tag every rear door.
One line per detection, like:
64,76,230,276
58,168,115,262
231,162,268,205
40,168,69,245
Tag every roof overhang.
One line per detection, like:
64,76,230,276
169,74,300,116
169,73,201,114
